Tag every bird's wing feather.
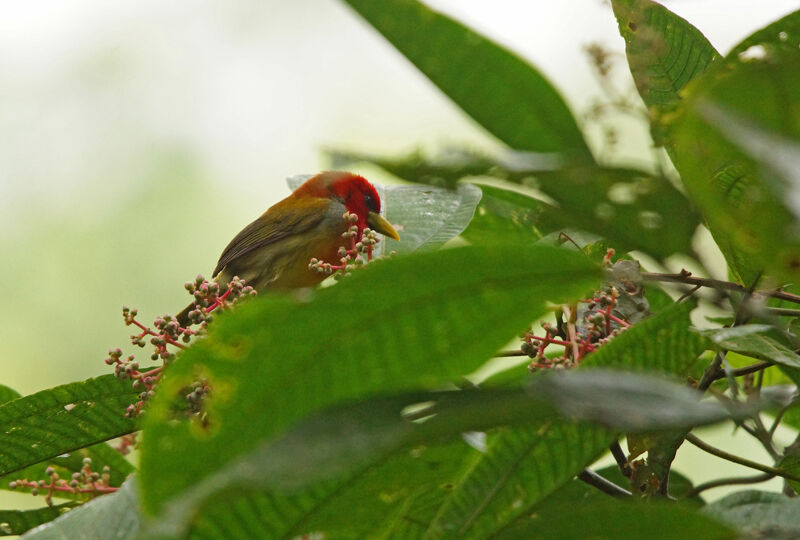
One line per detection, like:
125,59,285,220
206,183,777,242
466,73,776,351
212,197,330,277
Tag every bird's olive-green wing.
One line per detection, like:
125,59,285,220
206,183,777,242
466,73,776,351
212,197,330,278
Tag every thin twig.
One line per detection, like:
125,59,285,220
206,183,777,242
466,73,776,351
685,473,774,498
677,284,702,303
685,434,800,483
496,350,527,357
577,469,631,498
710,361,772,383
610,441,631,478
643,271,800,305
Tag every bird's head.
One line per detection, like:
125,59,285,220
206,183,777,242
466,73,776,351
294,171,400,241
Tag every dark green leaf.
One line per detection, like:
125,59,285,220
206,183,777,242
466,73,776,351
699,325,800,369
20,479,139,540
461,184,558,245
0,375,138,478
611,0,719,113
139,245,601,519
0,503,78,537
702,490,800,539
340,0,592,158
530,167,699,260
668,51,800,285
494,499,734,540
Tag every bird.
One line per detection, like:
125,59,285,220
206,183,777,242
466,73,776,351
176,171,400,325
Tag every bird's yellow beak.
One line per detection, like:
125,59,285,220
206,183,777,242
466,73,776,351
367,211,400,241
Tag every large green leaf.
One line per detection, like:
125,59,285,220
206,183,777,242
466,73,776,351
0,375,138,478
426,423,612,539
142,371,739,539
20,479,139,540
139,245,601,518
0,504,78,538
493,499,734,540
702,490,800,539
668,51,800,285
339,0,592,158
611,0,719,114
287,174,482,254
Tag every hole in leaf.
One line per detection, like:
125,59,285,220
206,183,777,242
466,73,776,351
638,211,663,229
738,45,767,61
607,183,637,205
594,203,615,221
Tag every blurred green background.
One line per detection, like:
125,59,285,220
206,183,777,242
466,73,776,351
0,0,797,507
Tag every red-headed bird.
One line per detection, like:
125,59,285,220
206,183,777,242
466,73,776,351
176,171,399,324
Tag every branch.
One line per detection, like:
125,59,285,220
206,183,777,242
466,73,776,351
643,271,800,305
685,473,774,498
610,441,631,478
577,469,631,498
709,361,773,383
685,434,800,483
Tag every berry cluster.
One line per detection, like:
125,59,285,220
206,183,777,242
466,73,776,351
308,211,391,279
8,458,116,505
524,251,637,370
105,276,255,418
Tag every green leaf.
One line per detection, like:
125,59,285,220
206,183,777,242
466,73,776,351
339,0,592,158
530,167,699,260
20,479,139,540
668,50,800,285
140,370,738,539
287,175,482,254
0,375,138,478
188,442,475,540
702,490,800,539
461,184,558,245
140,245,601,518
699,325,800,369
0,385,20,406
611,0,719,113
427,423,613,539
582,300,706,376
728,9,800,58
0,503,78,537
493,499,734,540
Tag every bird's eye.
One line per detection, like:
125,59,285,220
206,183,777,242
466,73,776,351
363,192,378,212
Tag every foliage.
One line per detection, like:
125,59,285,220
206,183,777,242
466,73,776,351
6,2,800,540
